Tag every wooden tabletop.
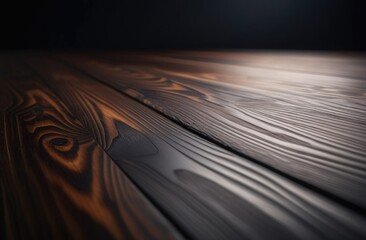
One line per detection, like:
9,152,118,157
1,51,366,239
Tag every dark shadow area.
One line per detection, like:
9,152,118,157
1,0,365,50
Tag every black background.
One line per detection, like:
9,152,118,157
1,0,365,50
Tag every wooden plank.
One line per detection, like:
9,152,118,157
58,52,366,209
23,54,366,240
0,58,181,240
160,51,366,79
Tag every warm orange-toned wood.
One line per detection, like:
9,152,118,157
1,52,366,240
0,58,181,240
28,55,366,239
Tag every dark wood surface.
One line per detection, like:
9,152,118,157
59,52,366,209
1,52,366,239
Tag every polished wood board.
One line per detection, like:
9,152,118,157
1,52,366,239
59,51,366,209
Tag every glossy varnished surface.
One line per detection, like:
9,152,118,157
1,52,366,239
60,52,366,208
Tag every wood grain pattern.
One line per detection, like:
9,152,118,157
19,55,366,239
58,52,366,210
0,58,181,240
